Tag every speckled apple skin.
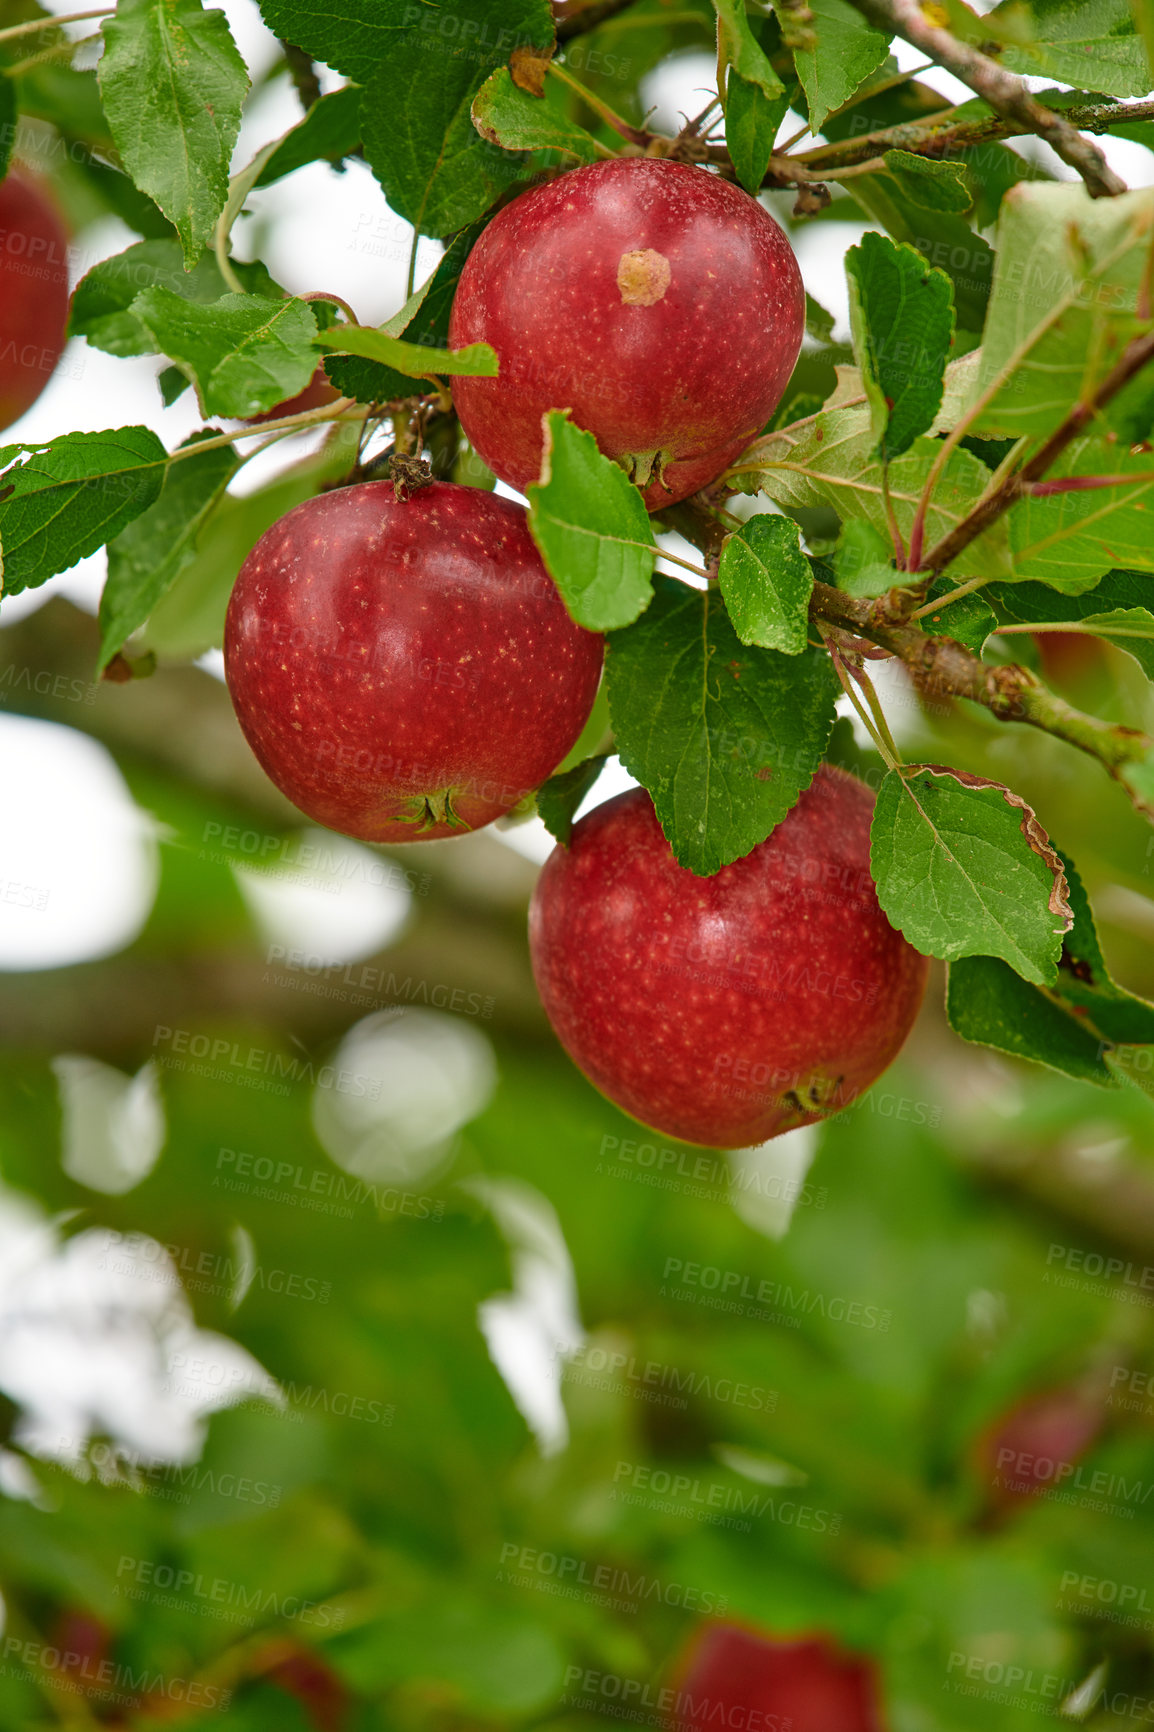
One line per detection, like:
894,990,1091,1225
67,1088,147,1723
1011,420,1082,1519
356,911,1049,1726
448,158,804,510
0,171,70,433
223,481,604,843
671,1625,884,1732
529,768,929,1148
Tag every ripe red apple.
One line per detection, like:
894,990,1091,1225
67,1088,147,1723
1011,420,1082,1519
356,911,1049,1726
448,158,804,509
528,767,929,1147
978,1384,1106,1510
669,1623,885,1732
0,169,70,432
224,480,603,842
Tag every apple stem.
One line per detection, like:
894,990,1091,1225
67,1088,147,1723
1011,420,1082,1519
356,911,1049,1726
0,8,112,46
299,290,361,328
164,402,368,465
547,61,651,147
906,574,991,623
880,470,907,569
821,631,902,771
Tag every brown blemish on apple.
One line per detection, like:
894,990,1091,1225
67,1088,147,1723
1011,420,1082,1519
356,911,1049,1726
617,248,671,306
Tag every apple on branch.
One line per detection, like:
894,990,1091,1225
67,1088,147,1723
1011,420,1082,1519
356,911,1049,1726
0,169,70,433
529,767,929,1147
224,480,604,843
449,157,805,509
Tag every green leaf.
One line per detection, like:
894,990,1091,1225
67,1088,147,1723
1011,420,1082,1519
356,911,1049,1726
990,570,1154,674
843,172,994,334
1050,851,1154,1044
972,184,1154,441
1006,438,1154,589
845,232,955,463
725,72,788,193
988,0,1152,98
1037,608,1154,678
256,0,553,85
1119,750,1154,820
397,223,487,351
805,292,836,346
69,240,280,358
946,955,1118,1086
0,78,14,184
833,518,896,598
0,428,168,597
1137,0,1154,86
130,289,320,418
340,0,554,239
527,412,656,632
1106,359,1154,444
870,765,1073,984
254,84,362,186
882,149,972,213
360,73,515,240
471,67,602,165
158,364,190,407
919,575,997,654
324,223,486,404
717,515,814,653
739,400,1010,577
714,0,785,98
98,433,239,674
536,754,611,845
946,849,1154,1082
98,0,249,269
317,324,498,382
990,568,1150,618
792,0,889,132
330,1594,565,1717
137,435,356,658
606,576,839,874
767,389,825,434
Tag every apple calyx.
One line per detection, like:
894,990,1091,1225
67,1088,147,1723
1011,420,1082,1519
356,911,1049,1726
781,1071,847,1121
622,447,675,492
398,788,471,833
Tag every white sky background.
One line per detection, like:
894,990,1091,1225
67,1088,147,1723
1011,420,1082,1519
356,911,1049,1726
0,0,1150,1483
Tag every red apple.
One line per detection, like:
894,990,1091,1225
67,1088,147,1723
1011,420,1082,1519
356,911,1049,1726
0,169,70,432
978,1384,1106,1509
1032,630,1107,686
669,1623,885,1732
528,767,928,1147
223,480,603,842
448,158,804,509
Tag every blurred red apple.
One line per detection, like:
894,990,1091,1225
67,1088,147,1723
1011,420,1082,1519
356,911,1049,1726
0,168,70,432
529,767,929,1147
669,1623,885,1732
449,157,804,508
1032,631,1107,686
978,1384,1106,1509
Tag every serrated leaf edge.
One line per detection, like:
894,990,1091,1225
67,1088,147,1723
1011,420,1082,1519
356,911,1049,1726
909,763,1074,929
